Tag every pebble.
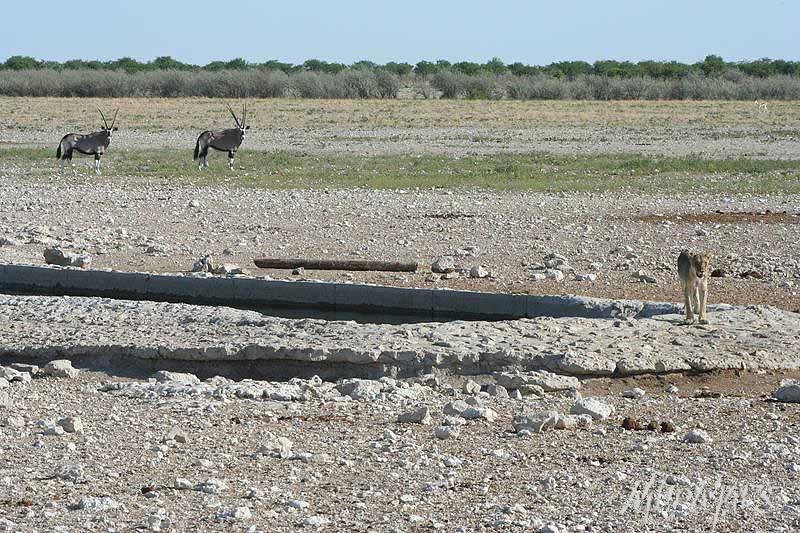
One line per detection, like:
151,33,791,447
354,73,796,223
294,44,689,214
397,406,432,425
622,387,646,399
684,429,712,444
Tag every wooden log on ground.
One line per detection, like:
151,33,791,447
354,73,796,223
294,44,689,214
254,257,418,272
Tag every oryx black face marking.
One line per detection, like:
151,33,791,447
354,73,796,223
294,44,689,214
56,108,118,176
193,103,248,170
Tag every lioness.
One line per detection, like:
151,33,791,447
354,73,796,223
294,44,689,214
677,250,711,324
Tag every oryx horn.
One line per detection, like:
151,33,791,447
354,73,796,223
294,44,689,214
97,108,109,129
226,103,241,128
110,109,119,129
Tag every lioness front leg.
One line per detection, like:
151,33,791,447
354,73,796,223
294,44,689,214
698,284,708,324
683,285,695,323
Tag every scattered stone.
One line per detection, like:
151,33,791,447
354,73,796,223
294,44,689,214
694,388,722,399
574,273,597,282
0,391,11,409
304,516,330,528
77,496,120,512
634,270,657,284
212,263,244,275
469,265,489,278
773,384,800,403
486,384,509,398
288,499,309,510
9,363,38,375
622,387,646,399
431,256,456,273
494,370,580,392
257,434,293,458
513,411,559,433
460,406,497,422
434,426,460,440
41,360,79,379
43,247,92,268
292,267,305,276
544,269,565,282
711,268,728,278
397,406,432,425
463,379,481,395
57,416,84,434
165,427,188,443
174,478,193,490
191,255,214,273
684,429,712,444
155,371,200,385
661,421,676,433
195,478,228,495
57,464,86,483
443,400,469,416
645,420,660,431
570,398,614,420
336,378,381,400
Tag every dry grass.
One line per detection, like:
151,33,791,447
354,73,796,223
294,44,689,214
2,97,799,130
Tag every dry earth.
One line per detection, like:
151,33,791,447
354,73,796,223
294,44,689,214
1,98,800,158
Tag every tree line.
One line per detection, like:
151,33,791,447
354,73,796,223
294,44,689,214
2,55,799,79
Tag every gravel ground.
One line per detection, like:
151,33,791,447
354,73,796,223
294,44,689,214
1,176,798,311
0,364,799,531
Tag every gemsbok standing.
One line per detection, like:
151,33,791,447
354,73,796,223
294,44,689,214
56,109,118,175
194,104,249,170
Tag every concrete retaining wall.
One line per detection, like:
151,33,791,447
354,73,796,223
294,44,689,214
0,263,681,320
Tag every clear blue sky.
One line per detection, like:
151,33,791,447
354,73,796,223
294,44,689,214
2,0,797,65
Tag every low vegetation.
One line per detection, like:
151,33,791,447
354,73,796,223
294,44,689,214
1,69,798,100
3,148,798,193
1,55,799,99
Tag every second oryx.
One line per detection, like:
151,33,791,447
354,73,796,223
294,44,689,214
56,108,118,175
194,104,249,170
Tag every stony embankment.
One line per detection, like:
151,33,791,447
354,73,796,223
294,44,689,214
1,294,798,379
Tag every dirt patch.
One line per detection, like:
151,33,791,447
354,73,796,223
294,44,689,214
636,210,799,224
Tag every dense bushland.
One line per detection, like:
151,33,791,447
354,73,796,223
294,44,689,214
1,54,798,99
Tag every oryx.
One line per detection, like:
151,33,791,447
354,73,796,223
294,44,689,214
193,103,249,170
56,108,118,175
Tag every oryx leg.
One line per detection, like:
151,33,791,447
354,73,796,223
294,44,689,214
67,151,76,176
94,154,101,175
228,151,235,170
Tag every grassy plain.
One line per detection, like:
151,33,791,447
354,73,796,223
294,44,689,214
2,97,800,129
2,147,799,193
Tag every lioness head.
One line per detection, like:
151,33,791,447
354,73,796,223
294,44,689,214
692,253,711,278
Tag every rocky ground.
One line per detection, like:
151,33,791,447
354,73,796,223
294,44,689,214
1,98,799,530
1,360,799,531
1,177,798,312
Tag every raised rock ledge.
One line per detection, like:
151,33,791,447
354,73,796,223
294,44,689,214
1,294,798,380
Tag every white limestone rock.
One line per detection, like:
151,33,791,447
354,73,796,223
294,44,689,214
569,398,614,420
42,360,79,379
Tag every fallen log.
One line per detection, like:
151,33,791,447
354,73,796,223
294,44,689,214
254,257,418,272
